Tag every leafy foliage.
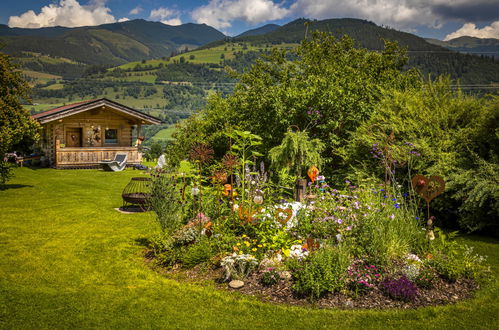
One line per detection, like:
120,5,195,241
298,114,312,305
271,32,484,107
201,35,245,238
269,129,324,177
0,51,39,184
292,244,351,300
173,32,419,168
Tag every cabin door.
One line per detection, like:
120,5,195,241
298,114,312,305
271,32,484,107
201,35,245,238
66,128,82,147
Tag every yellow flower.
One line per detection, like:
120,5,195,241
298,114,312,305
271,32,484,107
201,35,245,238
236,243,241,246
257,244,263,248
242,234,247,238
238,250,243,255
252,248,257,252
244,241,250,247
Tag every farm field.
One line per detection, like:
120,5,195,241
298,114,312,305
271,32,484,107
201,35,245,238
0,168,497,329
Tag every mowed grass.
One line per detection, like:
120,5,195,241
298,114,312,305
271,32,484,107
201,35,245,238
0,168,498,329
117,42,299,69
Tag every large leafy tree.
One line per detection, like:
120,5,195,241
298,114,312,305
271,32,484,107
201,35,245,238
0,51,39,184
172,32,420,170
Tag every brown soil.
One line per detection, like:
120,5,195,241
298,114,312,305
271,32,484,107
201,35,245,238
144,255,478,309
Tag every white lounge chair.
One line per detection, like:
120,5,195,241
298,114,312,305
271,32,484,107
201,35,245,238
100,152,128,171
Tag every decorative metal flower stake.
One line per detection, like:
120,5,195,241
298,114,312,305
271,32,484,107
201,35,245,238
411,175,445,240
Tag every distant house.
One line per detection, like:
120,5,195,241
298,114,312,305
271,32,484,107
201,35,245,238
32,98,162,168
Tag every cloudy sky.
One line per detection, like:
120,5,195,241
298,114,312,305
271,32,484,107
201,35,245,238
1,0,498,40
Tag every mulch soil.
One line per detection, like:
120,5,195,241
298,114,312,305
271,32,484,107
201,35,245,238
145,255,478,309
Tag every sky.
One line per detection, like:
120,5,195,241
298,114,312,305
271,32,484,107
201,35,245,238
0,0,498,41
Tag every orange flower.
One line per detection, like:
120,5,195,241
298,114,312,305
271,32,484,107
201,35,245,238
307,165,319,182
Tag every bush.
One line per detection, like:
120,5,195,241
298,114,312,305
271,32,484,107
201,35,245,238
260,268,281,286
413,266,436,289
347,260,382,294
221,253,258,281
181,238,214,268
381,276,418,302
148,172,183,234
292,244,351,300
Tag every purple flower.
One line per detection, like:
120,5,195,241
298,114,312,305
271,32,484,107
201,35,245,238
394,203,400,209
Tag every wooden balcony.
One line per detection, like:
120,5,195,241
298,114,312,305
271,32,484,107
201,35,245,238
55,146,142,168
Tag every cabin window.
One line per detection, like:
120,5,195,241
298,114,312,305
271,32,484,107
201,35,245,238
105,129,118,144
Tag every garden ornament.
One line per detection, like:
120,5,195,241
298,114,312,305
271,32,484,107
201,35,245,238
411,175,445,240
427,216,435,241
307,165,319,183
302,238,320,252
275,208,293,225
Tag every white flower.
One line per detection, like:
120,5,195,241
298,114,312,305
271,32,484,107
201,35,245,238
289,244,309,260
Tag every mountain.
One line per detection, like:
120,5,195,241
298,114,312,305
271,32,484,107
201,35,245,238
236,24,280,37
0,20,225,66
426,36,499,58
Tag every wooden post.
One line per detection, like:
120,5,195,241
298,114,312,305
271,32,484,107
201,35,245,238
137,124,142,142
55,139,60,168
295,178,307,202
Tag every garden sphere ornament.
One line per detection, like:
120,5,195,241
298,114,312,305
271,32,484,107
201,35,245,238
191,186,200,196
253,193,263,205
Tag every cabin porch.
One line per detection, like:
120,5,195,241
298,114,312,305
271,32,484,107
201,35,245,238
54,143,142,168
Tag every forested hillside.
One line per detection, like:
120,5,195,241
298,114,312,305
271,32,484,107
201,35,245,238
0,20,225,68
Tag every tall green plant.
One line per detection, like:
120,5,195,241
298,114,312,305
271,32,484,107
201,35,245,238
226,130,263,206
269,128,324,177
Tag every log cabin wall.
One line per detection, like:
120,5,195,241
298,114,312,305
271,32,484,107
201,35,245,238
39,105,139,166
52,107,134,148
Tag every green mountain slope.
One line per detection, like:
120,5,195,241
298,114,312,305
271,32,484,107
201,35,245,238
0,20,225,66
236,24,280,37
426,36,499,58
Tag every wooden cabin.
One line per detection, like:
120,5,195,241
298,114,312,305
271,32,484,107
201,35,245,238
32,98,162,168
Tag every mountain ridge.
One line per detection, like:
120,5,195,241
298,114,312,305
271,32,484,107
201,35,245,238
0,19,226,66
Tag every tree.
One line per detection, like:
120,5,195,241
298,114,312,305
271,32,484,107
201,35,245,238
172,32,420,171
0,51,39,184
269,128,324,178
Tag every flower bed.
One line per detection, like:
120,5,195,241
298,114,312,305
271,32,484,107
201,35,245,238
144,130,490,308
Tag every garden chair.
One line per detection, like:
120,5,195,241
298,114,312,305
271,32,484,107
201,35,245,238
100,152,128,171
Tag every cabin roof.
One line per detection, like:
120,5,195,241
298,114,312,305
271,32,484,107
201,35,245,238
31,98,162,125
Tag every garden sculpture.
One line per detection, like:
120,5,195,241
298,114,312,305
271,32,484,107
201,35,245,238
411,175,445,240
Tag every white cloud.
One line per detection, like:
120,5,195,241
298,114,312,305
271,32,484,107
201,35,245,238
444,21,499,40
150,7,182,26
129,6,142,15
289,0,441,30
118,17,130,23
8,0,117,28
191,0,289,29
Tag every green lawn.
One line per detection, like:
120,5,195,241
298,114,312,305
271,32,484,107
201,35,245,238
0,168,497,329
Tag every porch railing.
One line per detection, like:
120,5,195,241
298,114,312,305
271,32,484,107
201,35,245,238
55,143,142,167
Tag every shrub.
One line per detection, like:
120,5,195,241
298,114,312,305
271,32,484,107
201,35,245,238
260,268,281,286
381,276,418,302
148,172,183,234
347,260,382,294
181,238,214,268
221,254,258,281
292,244,351,300
413,266,436,289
